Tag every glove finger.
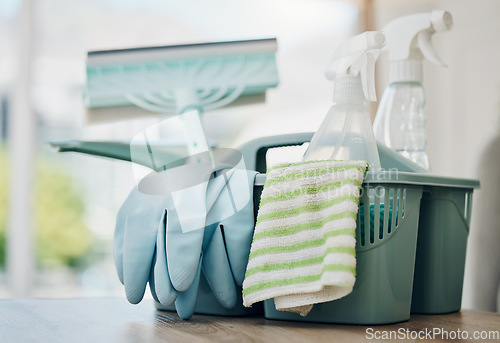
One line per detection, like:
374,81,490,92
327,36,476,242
174,260,202,320
114,218,125,285
222,172,257,285
123,215,158,304
222,209,254,285
149,250,160,303
166,207,204,292
154,210,177,306
202,226,237,309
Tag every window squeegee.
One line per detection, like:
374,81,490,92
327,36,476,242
52,38,279,234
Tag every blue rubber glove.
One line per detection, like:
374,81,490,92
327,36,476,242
114,168,257,319
114,183,209,313
114,185,216,316
154,168,257,319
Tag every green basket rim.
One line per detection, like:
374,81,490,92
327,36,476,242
256,171,479,189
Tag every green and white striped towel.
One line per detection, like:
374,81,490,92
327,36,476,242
242,160,368,316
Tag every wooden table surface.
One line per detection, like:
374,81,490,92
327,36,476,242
1,298,499,343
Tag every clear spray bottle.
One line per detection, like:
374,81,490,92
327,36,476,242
373,10,453,170
303,31,385,171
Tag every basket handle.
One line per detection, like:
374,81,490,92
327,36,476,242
236,132,314,173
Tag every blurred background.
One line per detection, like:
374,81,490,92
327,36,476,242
0,0,499,311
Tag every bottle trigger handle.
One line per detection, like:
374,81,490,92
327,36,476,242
417,30,447,67
360,53,377,102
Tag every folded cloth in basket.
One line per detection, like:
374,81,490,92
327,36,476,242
242,160,368,316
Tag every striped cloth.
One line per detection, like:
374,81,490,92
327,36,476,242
242,160,368,316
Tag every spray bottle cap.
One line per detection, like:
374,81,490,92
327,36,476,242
383,10,453,83
325,31,385,103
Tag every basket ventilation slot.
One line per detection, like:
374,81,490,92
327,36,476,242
358,187,407,247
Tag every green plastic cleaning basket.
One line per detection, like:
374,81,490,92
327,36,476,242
242,134,421,324
247,133,479,319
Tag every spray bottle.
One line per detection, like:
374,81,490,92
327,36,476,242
303,31,385,171
373,11,453,170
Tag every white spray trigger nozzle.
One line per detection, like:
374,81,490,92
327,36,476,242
325,31,385,102
383,10,453,65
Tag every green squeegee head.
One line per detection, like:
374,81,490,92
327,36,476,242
84,38,279,114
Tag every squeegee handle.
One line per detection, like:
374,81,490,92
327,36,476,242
50,140,188,172
179,109,212,157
